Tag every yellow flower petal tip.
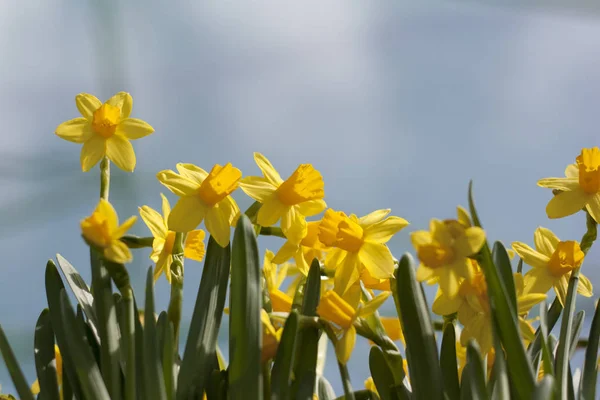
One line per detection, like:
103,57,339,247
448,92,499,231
56,92,154,172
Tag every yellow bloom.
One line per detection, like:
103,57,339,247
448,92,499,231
364,377,379,395
156,163,241,247
319,208,409,295
412,218,485,298
272,220,329,276
538,147,600,222
380,316,406,346
55,92,154,172
512,227,593,306
32,345,62,395
317,288,390,364
263,250,294,312
261,310,283,362
239,153,327,244
139,194,206,283
81,199,136,263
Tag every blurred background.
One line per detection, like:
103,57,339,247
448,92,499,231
1,0,600,395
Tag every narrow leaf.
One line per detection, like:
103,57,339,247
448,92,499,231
0,325,35,400
580,299,600,400
144,267,167,400
440,323,460,400
369,346,394,400
162,321,175,400
271,311,299,398
533,376,555,400
568,311,585,359
317,376,337,400
466,341,487,400
491,243,517,315
33,309,60,400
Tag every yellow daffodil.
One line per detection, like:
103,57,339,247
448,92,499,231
364,377,379,395
512,227,593,306
412,218,486,298
538,147,600,221
261,310,284,362
139,194,206,283
55,92,154,172
156,163,241,247
317,288,390,364
239,153,327,244
380,316,406,346
263,250,294,312
318,208,409,295
81,199,136,263
272,220,329,276
32,345,62,396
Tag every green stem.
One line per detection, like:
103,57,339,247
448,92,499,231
321,322,354,400
121,235,154,248
100,157,110,200
258,226,286,238
167,232,185,351
122,288,136,400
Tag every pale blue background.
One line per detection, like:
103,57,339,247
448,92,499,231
1,1,600,395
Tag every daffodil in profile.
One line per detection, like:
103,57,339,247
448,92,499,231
239,153,327,244
81,199,136,264
538,147,600,222
139,194,206,283
272,220,329,276
157,163,241,247
55,92,154,172
512,227,593,306
318,208,409,295
263,250,294,312
412,218,485,298
317,288,390,364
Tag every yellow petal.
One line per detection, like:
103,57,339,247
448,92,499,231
357,291,390,317
157,170,199,196
220,196,241,227
281,206,307,244
518,293,547,315
257,194,287,227
554,276,569,307
160,193,171,220
296,199,327,217
363,216,409,244
519,318,536,342
105,240,133,263
335,326,356,364
80,135,106,172
176,163,208,186
415,264,435,282
334,253,361,295
512,242,550,269
537,177,580,191
270,289,293,313
565,164,578,178
76,93,102,120
31,379,40,395
139,205,167,238
272,241,298,264
523,268,554,297
546,189,590,219
294,250,312,277
359,242,395,279
432,288,462,316
359,209,391,226
106,91,133,119
253,152,283,186
455,226,486,257
168,196,206,232
379,317,405,344
184,230,206,261
533,227,559,258
97,198,119,232
239,177,277,203
438,268,460,299
577,273,594,297
114,216,137,239
106,134,136,172
154,251,171,282
456,206,472,227
410,230,432,248
118,118,154,140
56,118,93,143
205,207,231,247
585,194,600,223
325,247,347,272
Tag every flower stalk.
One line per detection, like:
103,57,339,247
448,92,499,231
167,232,185,350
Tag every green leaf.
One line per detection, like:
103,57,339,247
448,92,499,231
229,215,262,400
45,259,83,399
468,182,535,398
490,317,509,400
271,311,299,398
491,243,517,315
177,237,230,400
393,253,443,400
59,290,111,400
568,310,585,359
369,346,395,400
144,267,167,400
381,349,406,387
0,325,35,400
317,376,337,400
334,390,379,400
133,298,147,400
118,291,137,400
460,364,472,400
466,341,487,400
533,376,555,400
162,321,175,400
294,259,322,400
580,299,600,400
537,300,554,379
440,323,460,400
33,309,60,400
528,298,562,361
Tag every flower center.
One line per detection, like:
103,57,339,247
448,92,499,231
318,209,345,247
92,104,120,138
548,241,584,277
336,217,364,253
81,212,112,248
276,164,325,206
577,147,600,194
197,163,241,207
417,244,454,269
317,291,355,330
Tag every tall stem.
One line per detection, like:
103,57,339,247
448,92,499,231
100,157,110,200
167,232,185,353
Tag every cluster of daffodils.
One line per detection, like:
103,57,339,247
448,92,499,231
55,92,596,384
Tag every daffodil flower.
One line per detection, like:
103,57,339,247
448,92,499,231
317,288,390,364
272,220,329,276
318,208,409,295
31,345,62,396
261,310,283,362
55,92,154,172
157,163,241,247
512,227,593,306
239,153,327,244
81,199,137,264
538,147,600,222
263,250,294,312
139,194,206,283
412,218,485,298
